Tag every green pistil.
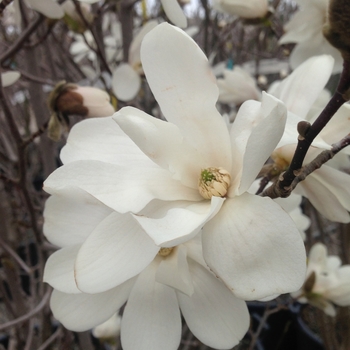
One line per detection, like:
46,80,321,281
201,169,215,183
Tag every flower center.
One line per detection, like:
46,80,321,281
198,167,231,199
157,247,174,257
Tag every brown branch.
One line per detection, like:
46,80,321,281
0,14,45,65
263,133,350,198
0,0,14,15
262,59,350,199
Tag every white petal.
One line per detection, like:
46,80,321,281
272,55,334,119
156,245,194,296
177,259,249,348
129,20,158,67
43,187,112,247
160,0,187,28
1,71,20,87
298,170,350,223
44,160,201,213
133,197,225,247
50,278,134,332
60,117,153,166
141,23,232,172
236,93,287,194
75,212,159,293
44,245,81,294
114,107,204,188
121,261,181,350
202,194,306,300
112,64,141,101
27,0,64,18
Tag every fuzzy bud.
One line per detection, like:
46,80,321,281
323,0,350,61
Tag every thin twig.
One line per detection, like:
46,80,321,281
262,60,350,199
0,288,51,331
37,326,62,350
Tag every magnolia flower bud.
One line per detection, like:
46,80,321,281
47,81,115,141
198,167,231,199
49,81,115,118
323,0,350,60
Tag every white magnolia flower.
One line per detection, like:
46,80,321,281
112,21,158,101
43,192,249,349
44,23,306,301
279,0,343,74
61,0,94,32
292,243,350,316
216,65,261,105
269,55,350,223
213,0,268,19
160,0,187,28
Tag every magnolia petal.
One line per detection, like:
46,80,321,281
1,71,20,87
129,20,158,67
217,0,268,18
289,41,342,75
75,212,159,293
299,172,350,223
202,194,306,300
44,160,200,213
177,259,249,348
237,93,287,194
160,0,187,28
156,245,194,296
28,0,64,18
141,23,232,172
114,107,204,188
112,64,141,101
121,261,181,350
44,245,81,294
133,197,225,247
43,187,112,247
60,116,153,166
50,278,134,332
273,55,334,119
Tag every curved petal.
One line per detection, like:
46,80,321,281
202,194,306,300
50,278,134,332
236,93,287,194
177,259,249,348
60,116,153,166
121,261,181,350
44,160,201,213
133,197,225,247
160,0,187,28
44,245,81,294
156,245,194,296
298,172,350,223
141,23,232,172
1,71,20,87
229,93,287,193
28,0,64,18
114,107,204,188
273,55,334,119
289,41,342,75
75,212,159,293
43,187,112,247
112,64,141,101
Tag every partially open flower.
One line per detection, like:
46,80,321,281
292,243,350,316
213,0,269,19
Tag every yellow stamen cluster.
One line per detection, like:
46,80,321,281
157,247,174,257
198,167,231,199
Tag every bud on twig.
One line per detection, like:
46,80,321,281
323,0,350,61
